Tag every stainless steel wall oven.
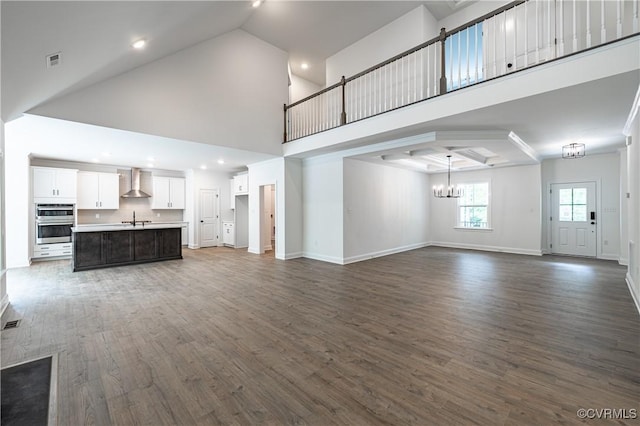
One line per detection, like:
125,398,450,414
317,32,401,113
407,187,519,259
35,204,75,244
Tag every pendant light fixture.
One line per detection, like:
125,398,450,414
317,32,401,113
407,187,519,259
562,142,585,159
433,155,463,198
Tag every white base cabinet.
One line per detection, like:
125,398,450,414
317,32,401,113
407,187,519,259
223,221,235,247
33,242,73,259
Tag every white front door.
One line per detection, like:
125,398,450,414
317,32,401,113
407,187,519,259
551,182,597,257
199,189,219,248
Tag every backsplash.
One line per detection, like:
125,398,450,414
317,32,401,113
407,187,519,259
76,169,184,225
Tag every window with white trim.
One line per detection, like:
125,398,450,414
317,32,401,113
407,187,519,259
457,182,490,229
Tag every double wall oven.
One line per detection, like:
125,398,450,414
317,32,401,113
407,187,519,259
35,204,75,244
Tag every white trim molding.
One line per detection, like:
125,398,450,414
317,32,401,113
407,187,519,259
342,242,430,265
430,241,543,256
626,273,640,316
623,84,640,136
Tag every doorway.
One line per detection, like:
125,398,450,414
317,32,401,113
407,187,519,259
199,189,220,248
259,184,276,253
550,182,597,257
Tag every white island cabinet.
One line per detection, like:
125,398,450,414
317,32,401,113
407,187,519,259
151,176,185,209
77,172,120,209
32,166,78,203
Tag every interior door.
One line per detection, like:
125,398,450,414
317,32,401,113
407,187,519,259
199,189,219,248
551,182,597,257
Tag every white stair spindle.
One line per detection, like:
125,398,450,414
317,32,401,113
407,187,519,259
474,23,479,82
513,8,518,71
617,0,623,38
535,1,540,64
547,0,553,59
524,0,529,67
586,0,592,48
556,0,563,57
503,12,508,74
601,0,606,43
572,0,578,52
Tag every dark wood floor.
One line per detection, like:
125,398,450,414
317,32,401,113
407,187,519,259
2,247,638,425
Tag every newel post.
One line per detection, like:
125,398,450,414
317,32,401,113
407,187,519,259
340,75,347,125
283,103,287,143
439,27,448,95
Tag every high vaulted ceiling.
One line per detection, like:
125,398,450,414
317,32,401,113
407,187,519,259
2,1,638,174
1,0,479,123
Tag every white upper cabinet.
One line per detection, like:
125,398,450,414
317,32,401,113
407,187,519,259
32,167,78,203
77,172,120,210
152,176,185,209
234,174,248,195
229,179,235,209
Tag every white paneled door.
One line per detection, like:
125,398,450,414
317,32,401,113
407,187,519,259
551,182,597,257
199,189,219,248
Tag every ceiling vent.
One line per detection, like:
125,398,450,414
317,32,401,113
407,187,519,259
46,52,62,68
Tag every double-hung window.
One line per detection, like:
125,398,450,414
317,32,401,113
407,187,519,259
457,182,490,229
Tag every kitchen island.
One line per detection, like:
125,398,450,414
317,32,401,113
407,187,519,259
72,222,186,272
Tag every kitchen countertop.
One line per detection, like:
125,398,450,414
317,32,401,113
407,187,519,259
72,221,188,233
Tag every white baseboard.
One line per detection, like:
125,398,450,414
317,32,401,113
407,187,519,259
429,241,543,256
598,253,620,261
619,257,629,266
188,244,200,249
301,252,345,265
0,293,9,317
626,273,640,316
279,251,303,260
342,242,430,265
248,247,262,255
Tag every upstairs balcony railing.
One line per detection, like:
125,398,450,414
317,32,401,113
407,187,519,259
283,0,639,142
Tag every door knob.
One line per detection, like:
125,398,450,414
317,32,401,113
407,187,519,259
200,220,204,223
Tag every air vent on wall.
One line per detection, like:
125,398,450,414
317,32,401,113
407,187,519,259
46,52,62,68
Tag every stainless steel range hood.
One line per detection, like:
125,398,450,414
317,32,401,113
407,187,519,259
121,168,151,198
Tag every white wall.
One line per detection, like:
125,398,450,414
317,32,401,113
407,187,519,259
289,74,322,104
430,164,542,255
184,168,233,249
326,5,438,84
29,29,289,156
437,1,511,32
302,156,344,264
0,117,7,314
343,159,430,263
5,121,31,268
624,91,640,313
620,148,629,265
248,157,302,260
542,153,621,261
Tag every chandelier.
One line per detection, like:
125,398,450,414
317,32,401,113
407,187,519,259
433,155,463,198
562,142,585,159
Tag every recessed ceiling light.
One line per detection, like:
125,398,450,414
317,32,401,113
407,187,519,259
132,39,146,50
217,159,225,165
91,158,100,163
147,163,154,168
200,165,207,170
252,0,262,8
301,63,309,70
147,157,155,162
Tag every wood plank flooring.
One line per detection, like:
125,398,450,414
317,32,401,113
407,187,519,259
1,247,638,425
